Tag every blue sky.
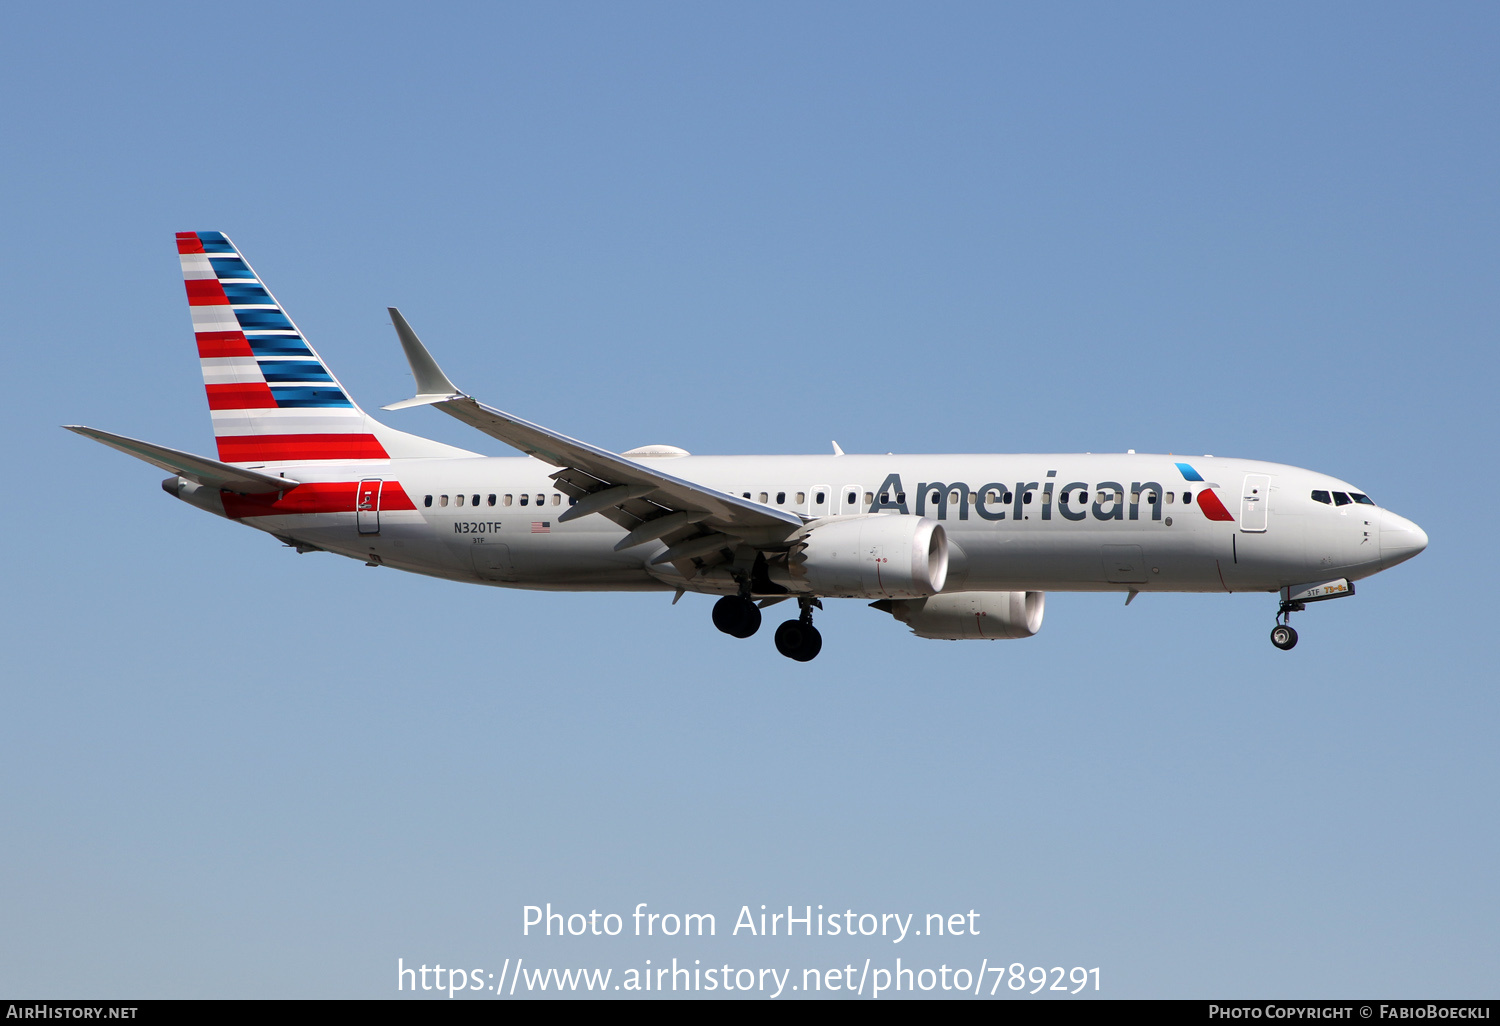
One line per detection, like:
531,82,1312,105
2,2,1496,998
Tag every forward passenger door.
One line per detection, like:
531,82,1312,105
1240,474,1271,532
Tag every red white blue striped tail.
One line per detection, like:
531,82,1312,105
177,232,473,464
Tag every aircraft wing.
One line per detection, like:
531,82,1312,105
381,310,803,561
65,425,302,494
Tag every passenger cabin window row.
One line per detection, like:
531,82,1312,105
416,483,1235,514
422,493,577,509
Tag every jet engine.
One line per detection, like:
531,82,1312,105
872,591,1045,640
771,515,948,599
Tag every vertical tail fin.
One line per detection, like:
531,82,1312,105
176,231,475,463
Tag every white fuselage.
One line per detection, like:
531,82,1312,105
173,451,1427,598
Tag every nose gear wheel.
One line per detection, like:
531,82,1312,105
1270,624,1298,650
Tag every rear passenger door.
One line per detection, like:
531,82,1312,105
356,478,383,534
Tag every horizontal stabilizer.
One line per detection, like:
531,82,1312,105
64,425,302,494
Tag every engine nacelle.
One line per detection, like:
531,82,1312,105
774,515,948,599
873,591,1045,640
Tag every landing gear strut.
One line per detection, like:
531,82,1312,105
712,595,761,638
1270,598,1304,651
774,598,823,662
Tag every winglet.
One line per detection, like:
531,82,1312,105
831,440,845,456
382,308,466,410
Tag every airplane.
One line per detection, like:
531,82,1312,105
67,231,1429,660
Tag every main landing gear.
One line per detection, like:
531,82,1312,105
1270,597,1304,651
712,595,761,638
774,599,823,662
711,593,823,661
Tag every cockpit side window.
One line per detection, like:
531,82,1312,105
1351,493,1375,505
1311,490,1331,504
1332,492,1351,506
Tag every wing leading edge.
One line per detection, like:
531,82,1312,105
380,310,804,568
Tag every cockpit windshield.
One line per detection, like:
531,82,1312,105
1312,489,1375,506
1314,489,1374,504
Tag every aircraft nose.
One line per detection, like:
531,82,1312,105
1379,510,1428,568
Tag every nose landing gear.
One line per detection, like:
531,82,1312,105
774,598,823,662
1270,598,1305,650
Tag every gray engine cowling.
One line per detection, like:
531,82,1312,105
772,515,948,599
872,591,1045,640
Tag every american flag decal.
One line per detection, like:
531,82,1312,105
531,522,551,534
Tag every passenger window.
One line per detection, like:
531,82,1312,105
569,497,576,505
469,494,477,506
1311,490,1331,504
520,494,529,506
503,494,513,506
864,491,873,504
1183,492,1192,504
487,494,496,506
1002,492,1012,503
1333,492,1351,506
898,492,906,503
879,492,889,503
536,494,545,505
1146,492,1157,504
424,495,433,507
776,491,786,504
1024,491,1033,504
816,491,826,504
1164,492,1174,504
760,492,769,503
439,495,449,507
1351,493,1374,505
847,491,857,505
796,492,806,504
743,492,751,499
552,494,561,506
456,494,465,506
